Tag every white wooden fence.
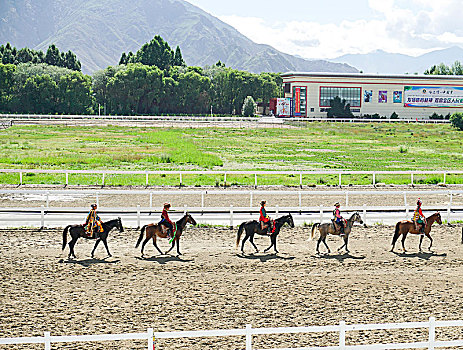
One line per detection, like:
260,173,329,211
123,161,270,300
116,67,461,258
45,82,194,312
1,169,462,187
1,317,462,349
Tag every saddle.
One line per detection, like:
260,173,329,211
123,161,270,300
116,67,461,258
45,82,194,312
331,219,345,234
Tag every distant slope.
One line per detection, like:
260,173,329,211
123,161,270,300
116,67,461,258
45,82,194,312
331,47,463,74
0,0,358,74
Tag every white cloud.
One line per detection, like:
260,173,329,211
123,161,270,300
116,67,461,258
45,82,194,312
219,0,463,59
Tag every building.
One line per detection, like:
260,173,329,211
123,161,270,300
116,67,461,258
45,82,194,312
280,72,463,119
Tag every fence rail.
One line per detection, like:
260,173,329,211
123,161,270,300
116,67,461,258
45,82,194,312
1,317,462,350
1,169,463,187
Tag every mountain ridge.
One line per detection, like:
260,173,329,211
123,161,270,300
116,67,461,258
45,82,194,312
0,0,358,74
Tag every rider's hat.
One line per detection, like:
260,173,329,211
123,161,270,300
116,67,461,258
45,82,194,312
334,202,340,207
260,200,266,206
91,203,97,209
164,202,171,208
417,198,422,205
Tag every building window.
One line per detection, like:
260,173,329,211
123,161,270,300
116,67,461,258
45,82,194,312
320,87,361,107
310,108,314,112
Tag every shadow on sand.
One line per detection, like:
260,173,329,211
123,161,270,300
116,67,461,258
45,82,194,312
313,252,366,263
392,251,447,260
135,255,194,264
236,253,295,263
59,257,120,267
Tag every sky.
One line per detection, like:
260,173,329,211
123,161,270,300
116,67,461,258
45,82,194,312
185,0,463,59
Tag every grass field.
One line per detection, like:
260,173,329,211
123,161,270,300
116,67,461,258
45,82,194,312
0,123,462,186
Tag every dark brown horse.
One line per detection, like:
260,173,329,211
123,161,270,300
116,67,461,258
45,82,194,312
236,214,295,254
135,213,196,257
62,218,124,259
311,212,363,254
391,212,442,252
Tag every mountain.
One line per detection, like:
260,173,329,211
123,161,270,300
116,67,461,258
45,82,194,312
0,0,358,74
330,47,463,74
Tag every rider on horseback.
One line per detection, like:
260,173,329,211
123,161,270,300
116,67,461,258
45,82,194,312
159,203,176,238
84,204,103,238
333,202,345,236
260,200,275,235
413,199,426,235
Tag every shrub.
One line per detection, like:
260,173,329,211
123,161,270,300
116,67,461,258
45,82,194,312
390,112,399,119
450,112,463,130
242,96,256,117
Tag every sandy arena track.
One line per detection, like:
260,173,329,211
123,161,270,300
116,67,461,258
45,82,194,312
1,223,463,349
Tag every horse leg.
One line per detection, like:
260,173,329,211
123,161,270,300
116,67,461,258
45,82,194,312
419,235,424,252
426,233,433,251
68,236,79,259
91,239,101,258
322,237,330,254
249,234,259,253
264,234,277,253
338,236,349,253
102,238,111,257
401,232,408,252
241,233,250,254
151,236,163,255
165,238,176,255
140,237,152,257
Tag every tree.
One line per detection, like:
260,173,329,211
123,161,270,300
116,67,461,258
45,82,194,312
424,61,463,75
450,112,463,131
59,71,93,114
44,44,63,67
173,46,186,67
134,35,174,70
242,96,256,116
0,63,16,112
327,96,353,118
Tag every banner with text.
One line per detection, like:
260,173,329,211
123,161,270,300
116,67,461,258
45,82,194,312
404,86,463,107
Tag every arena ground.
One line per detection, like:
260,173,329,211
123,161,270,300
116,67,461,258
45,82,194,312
1,224,462,349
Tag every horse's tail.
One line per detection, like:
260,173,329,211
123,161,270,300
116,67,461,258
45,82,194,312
236,222,246,247
62,225,71,250
136,225,148,248
391,222,401,246
310,223,320,241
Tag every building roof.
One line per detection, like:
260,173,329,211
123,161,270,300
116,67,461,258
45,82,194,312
280,72,463,81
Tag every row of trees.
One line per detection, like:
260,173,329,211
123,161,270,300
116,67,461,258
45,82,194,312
0,36,282,116
0,43,81,71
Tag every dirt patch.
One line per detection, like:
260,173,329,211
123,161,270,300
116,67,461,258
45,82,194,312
1,224,463,349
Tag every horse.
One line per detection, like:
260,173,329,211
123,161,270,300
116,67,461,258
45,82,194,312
390,212,442,253
135,213,197,257
236,214,295,254
311,212,363,254
62,218,124,259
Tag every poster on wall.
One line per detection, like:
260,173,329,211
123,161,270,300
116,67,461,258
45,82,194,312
276,98,291,116
294,87,301,115
404,86,463,107
379,91,387,103
364,90,372,102
393,91,402,103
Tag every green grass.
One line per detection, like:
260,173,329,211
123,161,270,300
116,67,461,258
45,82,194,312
0,123,462,186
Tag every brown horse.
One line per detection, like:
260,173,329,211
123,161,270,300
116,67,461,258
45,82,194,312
311,212,363,254
390,212,442,253
135,213,196,257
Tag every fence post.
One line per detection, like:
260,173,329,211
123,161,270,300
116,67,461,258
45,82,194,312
137,205,141,229
19,171,23,185
230,205,234,228
44,331,51,350
339,321,346,350
145,172,149,186
428,316,435,350
179,173,182,187
102,173,105,186
345,191,349,207
339,173,342,187
411,173,414,186
149,192,153,209
319,205,323,223
46,191,50,208
40,205,45,229
255,174,258,188
96,191,99,207
298,191,302,209
66,172,69,186
447,203,451,224
250,191,253,208
224,172,227,187
184,204,187,215
443,172,446,185
147,327,153,350
372,172,376,186
300,172,303,188
246,324,252,350
276,204,279,217
403,191,407,207
201,191,205,208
